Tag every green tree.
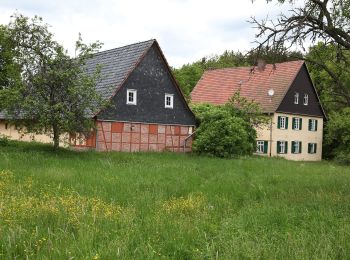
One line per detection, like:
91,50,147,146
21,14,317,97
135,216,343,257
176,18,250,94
1,14,105,149
193,107,253,158
192,92,266,158
0,24,21,92
307,43,350,112
325,108,350,163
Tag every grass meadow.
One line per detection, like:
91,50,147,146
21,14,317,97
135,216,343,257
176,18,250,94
0,141,350,259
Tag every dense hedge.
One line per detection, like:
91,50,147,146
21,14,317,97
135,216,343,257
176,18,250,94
191,98,266,157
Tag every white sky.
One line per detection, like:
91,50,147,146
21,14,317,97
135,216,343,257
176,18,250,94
0,0,295,68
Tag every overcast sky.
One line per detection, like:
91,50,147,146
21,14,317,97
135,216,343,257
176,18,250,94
0,0,295,68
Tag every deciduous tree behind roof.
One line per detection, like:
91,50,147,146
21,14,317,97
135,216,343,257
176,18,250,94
0,13,107,149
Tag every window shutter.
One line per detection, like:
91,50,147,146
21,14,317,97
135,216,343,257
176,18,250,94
315,120,318,131
291,141,295,153
292,118,295,130
277,141,280,154
314,143,317,153
308,143,311,153
285,117,289,129
299,142,302,153
285,141,288,153
308,119,312,131
299,118,302,130
264,141,268,154
277,116,281,129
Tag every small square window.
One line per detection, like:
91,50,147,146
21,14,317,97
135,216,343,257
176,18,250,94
127,89,137,105
294,92,299,104
303,94,308,105
165,94,174,109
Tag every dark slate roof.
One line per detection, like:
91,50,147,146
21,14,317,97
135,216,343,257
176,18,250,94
86,39,155,100
0,39,155,119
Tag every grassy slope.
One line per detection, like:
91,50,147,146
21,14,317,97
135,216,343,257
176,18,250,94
0,141,350,259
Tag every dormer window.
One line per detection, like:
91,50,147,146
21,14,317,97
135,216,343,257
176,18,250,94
126,89,137,105
303,93,308,105
294,92,299,104
165,94,174,109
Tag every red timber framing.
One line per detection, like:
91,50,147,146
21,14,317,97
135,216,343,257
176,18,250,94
94,120,193,152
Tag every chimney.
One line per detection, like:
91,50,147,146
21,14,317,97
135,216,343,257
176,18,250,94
257,59,266,71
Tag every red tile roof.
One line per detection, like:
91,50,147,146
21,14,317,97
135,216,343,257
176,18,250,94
191,60,304,113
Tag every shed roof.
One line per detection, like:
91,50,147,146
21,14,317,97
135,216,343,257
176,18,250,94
191,60,305,113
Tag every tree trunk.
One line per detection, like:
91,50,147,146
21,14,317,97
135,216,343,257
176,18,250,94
53,123,60,150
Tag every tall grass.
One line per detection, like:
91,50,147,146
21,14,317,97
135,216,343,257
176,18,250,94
0,141,350,259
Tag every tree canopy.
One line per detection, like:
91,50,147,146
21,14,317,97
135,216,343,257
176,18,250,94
0,14,106,149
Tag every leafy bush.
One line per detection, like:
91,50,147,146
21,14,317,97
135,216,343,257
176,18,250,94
191,92,267,158
325,108,350,164
0,135,9,146
193,108,253,157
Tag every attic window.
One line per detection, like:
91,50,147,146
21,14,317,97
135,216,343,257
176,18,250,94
294,92,299,104
303,93,308,105
165,94,174,109
126,89,137,105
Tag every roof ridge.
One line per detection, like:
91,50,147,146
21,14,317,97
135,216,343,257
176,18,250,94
204,60,304,72
93,39,155,56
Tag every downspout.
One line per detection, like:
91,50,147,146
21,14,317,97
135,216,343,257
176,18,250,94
183,130,196,153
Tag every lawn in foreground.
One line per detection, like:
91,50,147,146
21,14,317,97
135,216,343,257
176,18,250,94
0,141,350,259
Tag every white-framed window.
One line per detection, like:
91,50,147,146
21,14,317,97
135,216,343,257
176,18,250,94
295,118,299,130
126,89,137,105
294,92,299,104
292,141,301,154
308,143,317,154
165,94,174,109
257,141,264,153
277,141,287,154
293,117,302,130
303,93,309,105
309,119,317,131
280,116,286,129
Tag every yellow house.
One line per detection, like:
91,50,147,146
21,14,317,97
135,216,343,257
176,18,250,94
191,60,326,161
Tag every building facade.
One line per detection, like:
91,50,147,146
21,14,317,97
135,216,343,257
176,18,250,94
0,40,196,152
191,60,326,161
